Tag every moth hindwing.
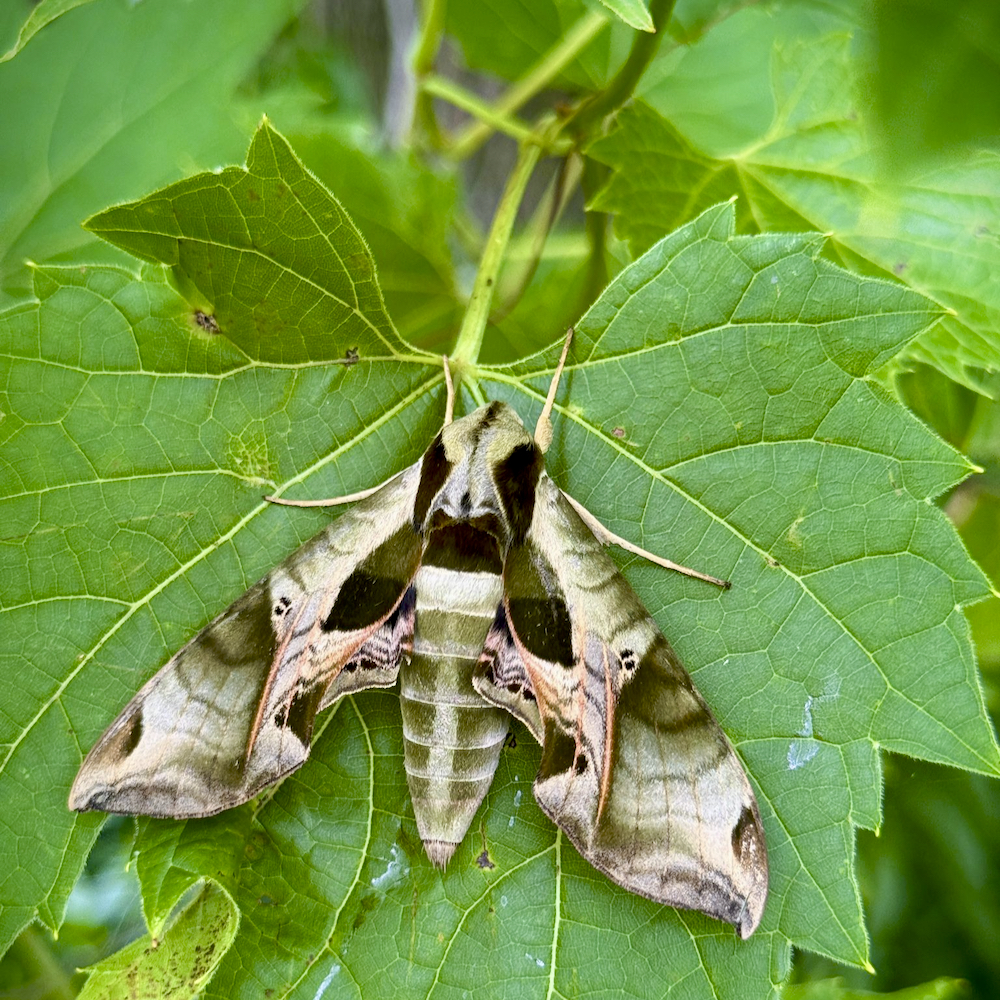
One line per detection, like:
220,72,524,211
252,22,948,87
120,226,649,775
70,360,768,939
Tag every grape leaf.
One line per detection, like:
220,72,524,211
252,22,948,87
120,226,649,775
599,0,653,32
0,0,307,303
85,121,409,364
1,128,996,1000
589,1,1000,396
0,0,98,62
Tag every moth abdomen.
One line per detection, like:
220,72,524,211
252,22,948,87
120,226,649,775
400,525,509,867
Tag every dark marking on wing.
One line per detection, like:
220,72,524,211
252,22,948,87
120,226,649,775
120,711,143,758
285,682,323,745
413,434,451,529
323,525,422,633
343,584,416,673
507,595,573,667
504,543,574,667
539,721,577,779
731,805,758,862
323,570,404,632
492,441,542,542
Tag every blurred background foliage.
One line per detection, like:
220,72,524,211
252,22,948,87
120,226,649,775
0,0,998,997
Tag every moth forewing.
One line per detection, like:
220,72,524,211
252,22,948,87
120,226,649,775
70,353,768,938
69,463,425,818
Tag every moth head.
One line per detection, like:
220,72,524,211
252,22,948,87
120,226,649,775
413,401,544,543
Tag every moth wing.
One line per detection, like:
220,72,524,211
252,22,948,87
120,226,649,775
472,607,543,743
69,463,424,819
496,474,768,938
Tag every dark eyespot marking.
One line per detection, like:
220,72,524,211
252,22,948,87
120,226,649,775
120,711,144,757
273,595,293,619
413,434,452,529
731,804,759,861
493,441,542,542
573,753,589,775
619,648,638,675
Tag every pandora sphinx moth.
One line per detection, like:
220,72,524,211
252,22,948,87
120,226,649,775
70,338,768,939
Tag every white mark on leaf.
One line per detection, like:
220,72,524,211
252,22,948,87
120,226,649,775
508,788,523,828
313,963,341,1000
787,677,840,770
371,844,409,891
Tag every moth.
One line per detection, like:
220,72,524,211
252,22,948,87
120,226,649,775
70,332,768,938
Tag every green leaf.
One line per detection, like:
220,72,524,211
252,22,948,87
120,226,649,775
783,976,972,1000
86,120,409,364
0,0,307,302
446,0,628,90
867,0,1000,166
76,881,238,1000
2,170,996,999
0,0,98,62
590,2,1000,396
598,0,654,32
281,129,462,353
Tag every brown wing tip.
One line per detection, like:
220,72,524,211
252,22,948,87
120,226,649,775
423,839,459,869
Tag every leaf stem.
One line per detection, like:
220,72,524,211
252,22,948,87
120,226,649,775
567,0,677,135
450,137,546,368
421,76,551,149
410,0,448,148
447,11,610,159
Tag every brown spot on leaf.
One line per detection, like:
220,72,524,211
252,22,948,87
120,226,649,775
194,310,220,333
476,850,495,870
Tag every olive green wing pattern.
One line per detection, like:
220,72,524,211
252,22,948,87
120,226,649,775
490,472,768,938
69,464,424,819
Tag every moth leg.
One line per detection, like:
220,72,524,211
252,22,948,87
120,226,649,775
534,326,574,454
560,491,731,589
264,474,400,508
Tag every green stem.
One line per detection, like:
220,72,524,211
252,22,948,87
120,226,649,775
12,927,76,1000
567,0,677,135
451,138,545,368
422,76,541,148
410,0,448,148
449,10,610,159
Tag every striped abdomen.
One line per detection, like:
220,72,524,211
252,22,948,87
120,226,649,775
400,525,509,867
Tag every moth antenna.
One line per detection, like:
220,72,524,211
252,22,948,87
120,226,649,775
534,327,573,454
263,472,399,508
443,355,455,426
561,490,731,589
